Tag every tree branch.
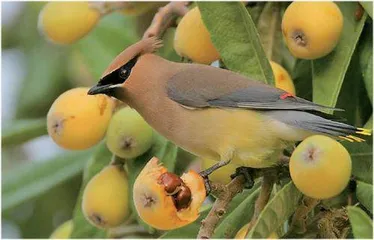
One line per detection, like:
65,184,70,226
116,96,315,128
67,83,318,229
142,1,190,39
197,175,246,239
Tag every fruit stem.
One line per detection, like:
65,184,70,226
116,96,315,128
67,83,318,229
142,1,190,39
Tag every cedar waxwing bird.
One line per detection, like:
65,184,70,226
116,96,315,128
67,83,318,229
88,37,371,185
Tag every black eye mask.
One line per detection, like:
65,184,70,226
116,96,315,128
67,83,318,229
98,55,139,86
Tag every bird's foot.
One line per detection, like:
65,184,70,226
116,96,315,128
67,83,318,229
230,167,255,189
199,159,231,196
201,176,212,196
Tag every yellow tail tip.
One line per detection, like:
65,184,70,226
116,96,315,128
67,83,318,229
356,128,372,136
339,135,365,143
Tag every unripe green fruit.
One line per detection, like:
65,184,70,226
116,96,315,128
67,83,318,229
106,107,154,159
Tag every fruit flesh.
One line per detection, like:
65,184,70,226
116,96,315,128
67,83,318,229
290,135,351,199
39,2,101,44
281,2,343,59
174,6,220,64
106,107,154,159
133,157,206,230
47,88,114,150
82,165,130,228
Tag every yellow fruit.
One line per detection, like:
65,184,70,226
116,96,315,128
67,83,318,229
281,2,343,59
50,220,73,239
201,158,239,184
82,165,130,229
38,2,101,44
106,107,154,159
133,157,206,230
174,7,220,64
235,223,278,239
47,87,114,150
290,135,352,199
270,61,296,95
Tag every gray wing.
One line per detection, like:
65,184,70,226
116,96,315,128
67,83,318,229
166,65,342,112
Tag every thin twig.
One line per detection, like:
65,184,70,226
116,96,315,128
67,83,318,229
197,175,246,239
196,165,288,238
142,1,190,39
242,174,275,237
287,196,320,235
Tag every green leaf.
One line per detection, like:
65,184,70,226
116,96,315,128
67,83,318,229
347,206,373,239
247,182,303,238
356,181,373,213
358,24,373,104
2,118,47,147
213,186,261,238
161,185,261,238
364,115,372,129
157,28,180,62
360,2,373,19
75,13,138,81
2,150,92,211
312,3,367,112
247,3,266,25
343,142,373,184
70,143,111,238
197,2,275,85
257,2,283,63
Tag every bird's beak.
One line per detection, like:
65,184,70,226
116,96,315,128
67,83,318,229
87,84,114,95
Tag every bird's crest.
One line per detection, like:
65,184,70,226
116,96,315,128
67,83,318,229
101,37,163,78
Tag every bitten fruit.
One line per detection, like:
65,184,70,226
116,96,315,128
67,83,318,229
281,2,343,59
38,2,101,44
50,220,73,239
270,61,296,95
174,6,220,64
82,165,130,229
133,157,206,230
106,107,154,159
47,87,114,150
290,135,352,199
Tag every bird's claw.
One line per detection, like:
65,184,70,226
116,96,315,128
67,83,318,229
230,167,255,189
201,175,212,196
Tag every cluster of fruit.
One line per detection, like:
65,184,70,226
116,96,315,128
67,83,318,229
44,1,352,236
46,87,156,230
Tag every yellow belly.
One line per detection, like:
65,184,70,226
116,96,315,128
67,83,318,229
174,108,285,168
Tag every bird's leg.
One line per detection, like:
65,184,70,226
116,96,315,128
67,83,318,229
199,159,232,195
230,167,255,189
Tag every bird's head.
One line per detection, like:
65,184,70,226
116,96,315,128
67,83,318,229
88,37,162,98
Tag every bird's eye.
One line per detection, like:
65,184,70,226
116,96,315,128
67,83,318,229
119,68,128,79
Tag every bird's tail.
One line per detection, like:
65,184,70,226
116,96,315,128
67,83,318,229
339,128,372,142
268,110,372,142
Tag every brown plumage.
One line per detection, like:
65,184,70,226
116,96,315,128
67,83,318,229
88,38,371,168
